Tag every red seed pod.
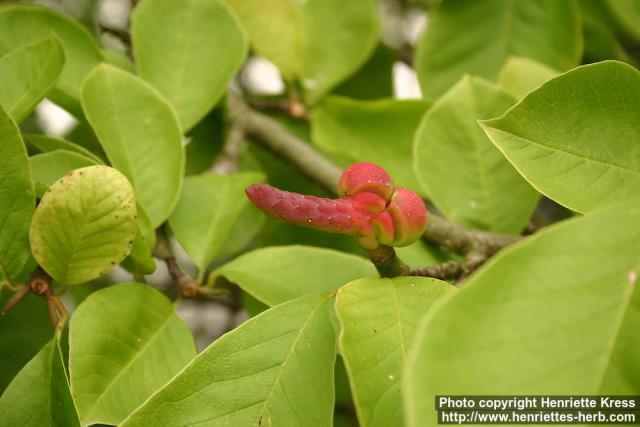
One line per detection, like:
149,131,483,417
338,162,394,201
386,188,428,246
346,191,387,213
245,183,371,234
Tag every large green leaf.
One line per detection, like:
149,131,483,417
405,199,640,426
211,245,378,306
0,340,80,427
0,4,103,113
132,0,247,131
227,0,378,104
29,150,97,197
0,106,34,280
122,293,336,426
81,64,184,227
29,165,137,285
69,284,195,426
0,35,64,123
25,134,104,164
169,172,264,271
481,61,640,213
414,76,538,233
497,56,559,98
313,97,430,196
415,0,582,100
336,277,455,427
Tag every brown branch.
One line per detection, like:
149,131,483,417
154,229,226,298
227,93,522,260
227,92,340,193
210,124,244,174
2,268,68,334
99,24,131,45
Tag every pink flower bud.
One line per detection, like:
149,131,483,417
386,188,428,246
246,163,428,249
338,162,394,200
246,183,370,234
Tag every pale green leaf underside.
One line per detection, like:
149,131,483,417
337,277,455,427
482,60,640,213
0,4,103,111
29,165,137,285
29,150,97,197
405,199,640,426
414,76,538,234
0,35,64,123
415,0,582,100
497,56,559,98
0,105,34,280
81,64,184,227
169,172,264,270
312,97,430,196
227,0,378,104
213,245,379,306
132,0,248,131
69,284,195,426
0,340,80,427
123,294,336,427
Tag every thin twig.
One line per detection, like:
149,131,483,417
227,93,522,261
154,228,227,298
210,124,244,174
409,261,464,281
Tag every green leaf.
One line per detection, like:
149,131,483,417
121,204,157,275
0,106,34,280
579,0,632,63
0,340,80,427
0,291,51,393
216,203,266,258
395,240,452,270
497,56,559,98
227,0,378,104
122,294,336,427
29,165,137,285
102,49,135,73
29,150,97,197
405,199,640,426
25,134,104,164
0,4,103,113
414,76,538,233
481,61,640,213
333,43,395,100
81,64,184,227
169,172,264,270
336,277,455,427
132,0,247,131
0,35,64,123
605,0,640,43
184,107,225,174
313,97,430,196
212,245,378,306
69,283,195,426
415,0,582,100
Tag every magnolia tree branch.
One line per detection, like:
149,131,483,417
227,93,522,263
154,229,226,298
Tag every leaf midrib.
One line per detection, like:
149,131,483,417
256,297,328,423
595,270,639,393
495,127,640,177
80,312,176,424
